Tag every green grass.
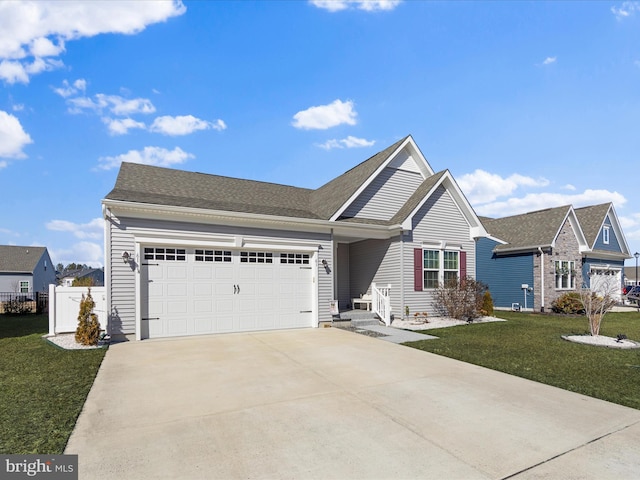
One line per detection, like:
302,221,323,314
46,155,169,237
406,311,640,410
0,315,107,454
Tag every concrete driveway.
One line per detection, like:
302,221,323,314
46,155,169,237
66,328,640,479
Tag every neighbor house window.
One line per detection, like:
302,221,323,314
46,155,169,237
603,226,610,245
555,260,576,289
19,281,29,293
423,249,459,289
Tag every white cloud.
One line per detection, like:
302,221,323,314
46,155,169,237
53,78,87,98
457,169,549,204
310,0,401,12
12,104,24,112
49,241,104,268
563,184,576,191
0,160,7,169
0,60,29,84
149,115,226,136
103,117,146,136
46,218,103,240
292,99,357,130
475,190,627,218
0,111,33,159
317,135,375,149
97,146,194,170
67,93,156,116
542,56,557,65
0,1,186,83
612,2,639,20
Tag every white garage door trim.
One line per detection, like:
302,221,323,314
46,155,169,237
134,240,318,340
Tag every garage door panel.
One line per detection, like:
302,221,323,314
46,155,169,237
167,318,188,335
194,317,212,333
216,316,234,332
194,284,212,297
167,300,187,314
194,300,212,313
214,266,233,280
148,282,164,297
214,298,234,314
147,319,163,337
143,247,314,339
167,266,187,279
193,266,213,280
167,283,187,296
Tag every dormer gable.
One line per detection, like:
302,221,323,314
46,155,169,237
327,135,434,222
574,203,630,256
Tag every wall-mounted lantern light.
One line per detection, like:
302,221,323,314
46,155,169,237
122,251,131,264
321,259,328,268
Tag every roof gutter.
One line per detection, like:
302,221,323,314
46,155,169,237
101,198,404,239
493,244,553,255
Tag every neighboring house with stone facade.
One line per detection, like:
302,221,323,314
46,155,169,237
476,203,630,311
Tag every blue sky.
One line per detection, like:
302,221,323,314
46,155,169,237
1,0,640,267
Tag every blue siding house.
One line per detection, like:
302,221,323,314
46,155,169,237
477,203,630,311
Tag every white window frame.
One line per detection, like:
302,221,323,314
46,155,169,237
19,280,29,293
603,226,610,245
555,260,576,290
423,249,459,289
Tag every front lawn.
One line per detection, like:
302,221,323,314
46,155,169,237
0,315,106,454
407,311,640,410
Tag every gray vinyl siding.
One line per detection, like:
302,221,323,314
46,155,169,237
0,274,32,292
108,216,136,336
349,239,392,299
32,251,55,292
342,167,424,221
348,237,403,313
107,215,333,335
336,244,350,309
402,186,476,316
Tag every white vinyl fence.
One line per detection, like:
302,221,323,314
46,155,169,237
48,285,107,336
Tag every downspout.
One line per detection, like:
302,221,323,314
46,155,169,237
538,247,545,312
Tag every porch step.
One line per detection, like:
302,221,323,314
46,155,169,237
350,317,382,328
337,309,382,327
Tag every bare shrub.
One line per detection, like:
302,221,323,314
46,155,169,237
433,277,488,321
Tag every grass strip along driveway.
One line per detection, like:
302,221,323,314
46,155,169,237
407,311,640,410
0,315,106,454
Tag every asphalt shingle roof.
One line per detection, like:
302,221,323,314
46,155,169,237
481,205,571,251
0,246,47,273
574,203,611,248
105,136,414,224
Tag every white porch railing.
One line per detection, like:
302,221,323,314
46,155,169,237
371,283,392,326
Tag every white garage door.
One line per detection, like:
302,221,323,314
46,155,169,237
589,268,622,302
141,247,314,339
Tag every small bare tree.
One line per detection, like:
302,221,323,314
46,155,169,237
579,273,619,336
